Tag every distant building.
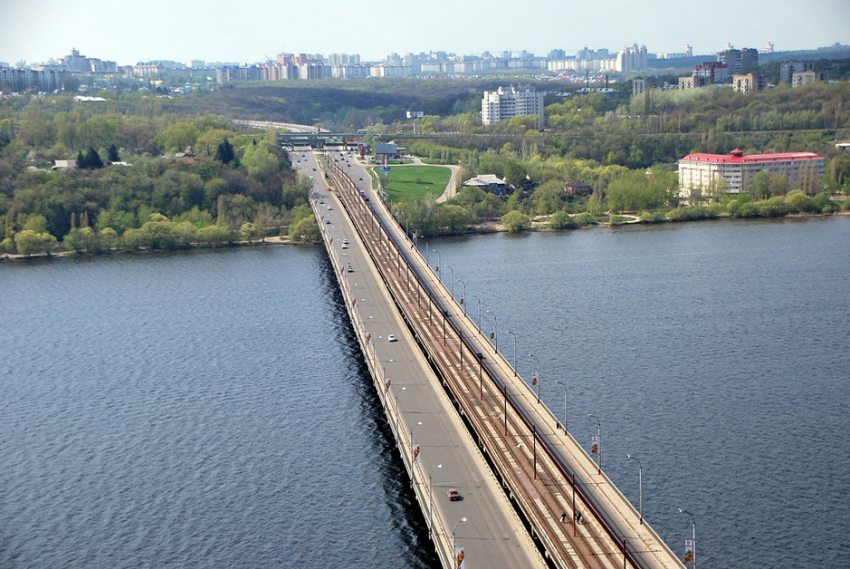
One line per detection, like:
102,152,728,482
717,47,758,75
780,61,813,83
0,66,66,92
692,62,728,83
678,148,825,198
463,174,511,195
792,71,829,88
565,181,593,196
678,75,707,90
732,73,767,94
633,76,660,96
481,84,545,129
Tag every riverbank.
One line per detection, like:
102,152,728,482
3,210,846,262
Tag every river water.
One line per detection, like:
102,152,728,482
1,216,848,568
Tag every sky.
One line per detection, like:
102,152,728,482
2,0,849,66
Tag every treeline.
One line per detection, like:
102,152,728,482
0,104,317,255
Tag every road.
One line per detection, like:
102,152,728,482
312,147,686,569
293,147,547,569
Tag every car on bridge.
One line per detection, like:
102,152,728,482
447,489,461,501
388,335,398,342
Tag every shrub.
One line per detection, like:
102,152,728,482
756,196,787,218
639,210,667,223
550,209,577,229
574,212,595,226
736,202,760,218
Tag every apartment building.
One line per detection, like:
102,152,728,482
733,73,767,94
792,71,829,88
481,84,544,128
693,62,728,83
678,148,825,198
717,47,758,74
780,61,813,83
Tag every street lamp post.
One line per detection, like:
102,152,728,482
472,295,481,332
628,454,643,524
678,508,696,569
452,517,467,558
433,249,441,282
457,279,467,315
529,353,540,403
555,380,568,431
395,386,406,438
507,330,517,376
410,421,422,466
487,309,497,352
588,413,601,473
428,463,443,538
445,264,454,298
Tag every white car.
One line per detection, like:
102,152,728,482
342,239,349,245
388,335,398,342
341,243,348,249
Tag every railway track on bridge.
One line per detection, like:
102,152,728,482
318,156,676,569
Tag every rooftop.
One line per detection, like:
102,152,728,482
681,148,823,163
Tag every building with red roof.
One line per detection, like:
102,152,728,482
678,148,824,199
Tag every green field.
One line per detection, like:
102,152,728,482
372,165,452,202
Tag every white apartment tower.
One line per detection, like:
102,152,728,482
481,84,545,128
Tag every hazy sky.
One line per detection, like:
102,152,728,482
2,0,848,65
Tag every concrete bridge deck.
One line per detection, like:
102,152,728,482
304,146,685,569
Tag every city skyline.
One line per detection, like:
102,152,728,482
2,0,849,66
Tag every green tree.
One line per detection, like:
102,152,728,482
161,122,200,155
196,224,233,247
501,210,530,233
108,143,120,163
215,139,236,165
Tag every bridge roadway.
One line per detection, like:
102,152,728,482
305,147,685,569
300,149,547,569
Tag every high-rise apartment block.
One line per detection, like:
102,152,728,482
732,73,767,93
716,47,758,75
481,84,545,128
780,61,813,83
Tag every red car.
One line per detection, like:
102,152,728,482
447,489,461,501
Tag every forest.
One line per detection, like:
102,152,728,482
1,75,849,254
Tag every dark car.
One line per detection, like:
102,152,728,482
447,489,461,501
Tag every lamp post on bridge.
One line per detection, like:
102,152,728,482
452,517,467,561
628,454,643,524
445,264,454,298
428,463,442,539
457,279,466,315
433,249,441,282
507,329,517,376
487,309,497,352
472,295,481,332
529,353,540,403
588,413,601,473
555,380,568,431
395,386,406,439
678,508,696,569
410,421,422,467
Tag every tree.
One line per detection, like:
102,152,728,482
288,216,320,243
161,122,199,155
108,143,120,163
501,210,530,233
215,139,236,165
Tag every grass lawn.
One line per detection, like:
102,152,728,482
372,165,453,202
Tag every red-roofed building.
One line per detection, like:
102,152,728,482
678,148,824,199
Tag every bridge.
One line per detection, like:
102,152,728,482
303,146,686,569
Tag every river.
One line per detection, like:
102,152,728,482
1,216,848,568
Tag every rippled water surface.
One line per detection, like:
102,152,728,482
1,246,437,568
2,216,849,569
426,216,850,569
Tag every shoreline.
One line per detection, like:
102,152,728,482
2,211,846,263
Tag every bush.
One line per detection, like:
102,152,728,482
574,212,595,226
756,196,787,218
550,209,577,230
609,215,625,225
812,192,839,213
639,210,667,223
501,210,531,233
736,202,760,218
784,190,815,213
